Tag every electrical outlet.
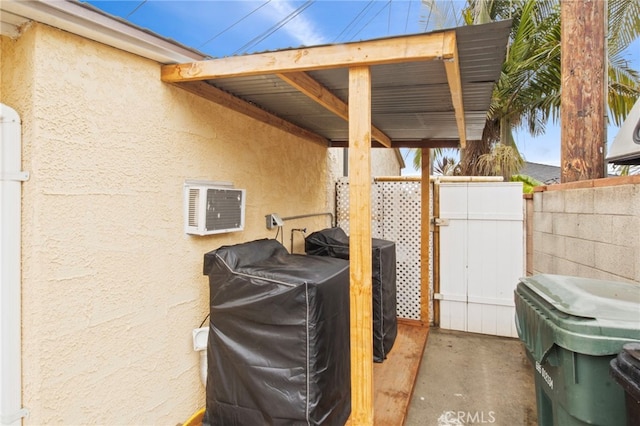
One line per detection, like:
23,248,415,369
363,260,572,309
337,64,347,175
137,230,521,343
265,213,284,229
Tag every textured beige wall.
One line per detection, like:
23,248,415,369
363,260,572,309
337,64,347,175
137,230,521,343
2,23,332,424
326,147,402,222
532,179,640,284
326,147,402,180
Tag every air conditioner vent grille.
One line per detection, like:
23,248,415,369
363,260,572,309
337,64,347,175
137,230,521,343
205,189,244,231
188,188,200,227
184,182,245,235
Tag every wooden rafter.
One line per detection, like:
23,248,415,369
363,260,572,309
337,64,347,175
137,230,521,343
174,81,328,146
277,72,392,147
442,32,467,148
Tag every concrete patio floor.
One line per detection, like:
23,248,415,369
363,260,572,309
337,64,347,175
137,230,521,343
404,328,538,426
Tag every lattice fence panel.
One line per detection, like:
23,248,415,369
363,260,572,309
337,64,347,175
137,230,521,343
335,178,433,322
336,178,383,237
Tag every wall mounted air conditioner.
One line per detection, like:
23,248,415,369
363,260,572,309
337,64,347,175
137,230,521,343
608,98,640,165
184,181,246,236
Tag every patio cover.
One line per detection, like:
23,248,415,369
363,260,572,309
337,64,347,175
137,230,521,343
161,20,511,425
161,20,511,150
0,2,511,422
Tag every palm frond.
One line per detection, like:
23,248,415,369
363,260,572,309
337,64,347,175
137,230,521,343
608,0,640,49
511,174,543,193
476,144,524,180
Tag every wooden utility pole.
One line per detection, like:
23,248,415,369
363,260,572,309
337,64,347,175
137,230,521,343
560,0,607,182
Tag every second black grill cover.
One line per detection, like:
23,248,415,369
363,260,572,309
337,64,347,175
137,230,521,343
305,227,397,362
203,239,351,425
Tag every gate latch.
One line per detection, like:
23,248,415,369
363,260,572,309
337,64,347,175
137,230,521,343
433,218,449,227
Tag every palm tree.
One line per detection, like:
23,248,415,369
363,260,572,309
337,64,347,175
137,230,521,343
432,154,461,176
413,0,640,176
476,144,523,181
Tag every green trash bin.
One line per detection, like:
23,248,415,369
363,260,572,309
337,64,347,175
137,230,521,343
514,274,640,426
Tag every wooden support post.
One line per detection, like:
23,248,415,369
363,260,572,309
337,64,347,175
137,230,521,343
432,179,441,326
560,0,606,182
420,149,431,325
348,66,374,425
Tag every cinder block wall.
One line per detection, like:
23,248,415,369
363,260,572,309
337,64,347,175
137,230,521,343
531,176,640,284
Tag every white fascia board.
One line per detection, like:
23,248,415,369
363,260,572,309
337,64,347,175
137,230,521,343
1,0,206,64
0,10,29,38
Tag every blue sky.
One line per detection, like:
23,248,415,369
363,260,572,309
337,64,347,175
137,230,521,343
86,0,639,173
88,0,458,55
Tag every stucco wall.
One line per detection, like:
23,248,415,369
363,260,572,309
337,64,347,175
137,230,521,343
2,23,333,424
532,177,640,284
325,147,402,222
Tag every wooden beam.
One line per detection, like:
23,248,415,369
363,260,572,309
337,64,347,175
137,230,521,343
173,81,328,147
330,141,387,148
391,139,461,149
443,31,467,148
277,72,392,147
348,65,374,426
420,149,431,325
161,32,450,82
432,180,441,326
330,139,461,149
560,0,606,182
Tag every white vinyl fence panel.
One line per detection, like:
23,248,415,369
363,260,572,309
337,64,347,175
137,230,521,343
438,182,524,338
335,178,523,337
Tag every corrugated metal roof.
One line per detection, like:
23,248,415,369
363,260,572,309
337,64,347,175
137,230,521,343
187,20,511,148
3,1,510,150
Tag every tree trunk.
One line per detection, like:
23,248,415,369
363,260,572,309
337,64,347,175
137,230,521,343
459,124,493,175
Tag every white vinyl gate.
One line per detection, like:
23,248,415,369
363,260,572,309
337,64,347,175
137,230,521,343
335,178,524,337
437,182,523,338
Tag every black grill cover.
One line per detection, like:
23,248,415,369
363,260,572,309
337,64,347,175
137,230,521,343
305,227,397,362
202,239,351,425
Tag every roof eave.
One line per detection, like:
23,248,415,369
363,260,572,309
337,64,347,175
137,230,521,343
0,0,206,63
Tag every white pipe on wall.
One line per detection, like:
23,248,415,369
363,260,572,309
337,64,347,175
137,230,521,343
0,103,29,425
192,326,209,388
199,350,207,388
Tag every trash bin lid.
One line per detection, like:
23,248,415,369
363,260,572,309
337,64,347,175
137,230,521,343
520,274,640,323
516,275,640,357
626,342,640,363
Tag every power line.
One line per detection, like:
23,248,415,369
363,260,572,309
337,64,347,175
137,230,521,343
423,0,434,32
199,0,272,49
333,0,375,43
349,1,392,41
233,0,315,55
234,0,314,54
388,0,392,34
126,0,147,18
404,0,412,32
